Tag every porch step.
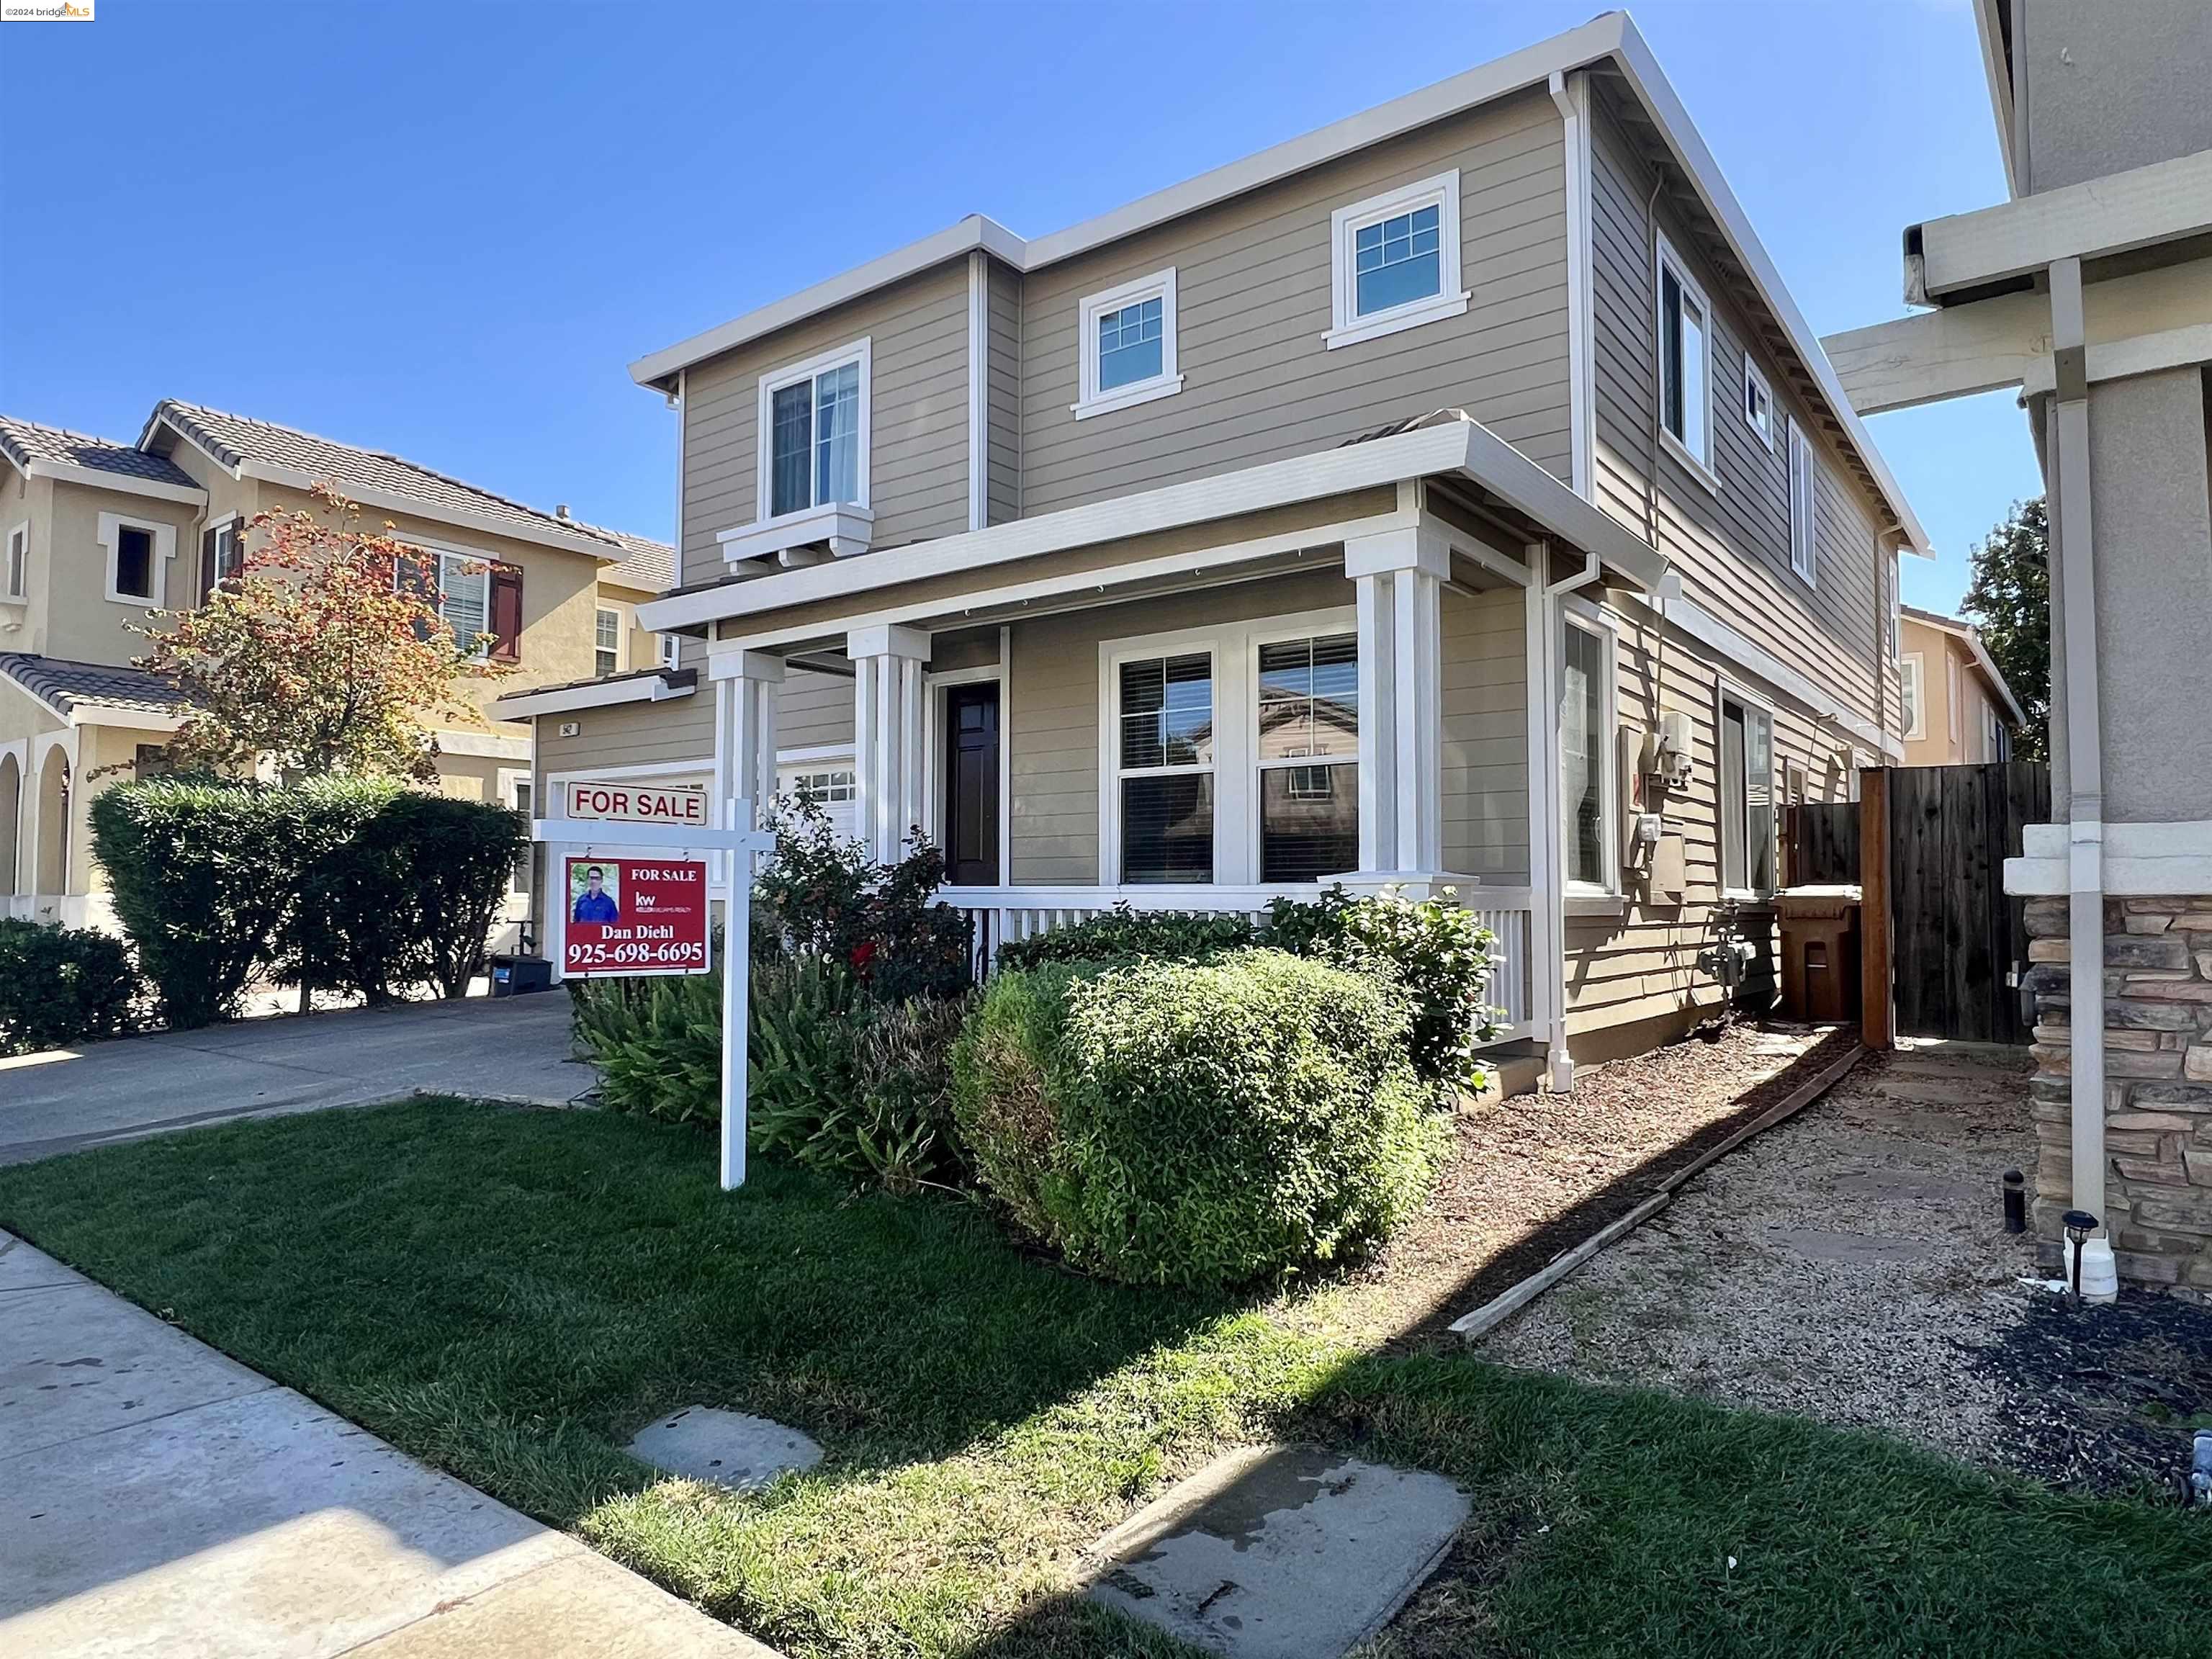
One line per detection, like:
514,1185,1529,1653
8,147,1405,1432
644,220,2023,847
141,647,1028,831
1463,1043,1543,1110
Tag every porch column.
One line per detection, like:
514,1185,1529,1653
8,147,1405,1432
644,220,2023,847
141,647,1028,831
848,623,930,865
1345,524,1447,888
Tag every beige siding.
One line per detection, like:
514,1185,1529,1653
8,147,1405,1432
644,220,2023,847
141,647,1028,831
986,259,1022,526
778,666,855,752
1441,584,1529,883
1017,89,1570,516
680,262,971,587
534,693,715,783
1588,101,1886,732
35,478,203,667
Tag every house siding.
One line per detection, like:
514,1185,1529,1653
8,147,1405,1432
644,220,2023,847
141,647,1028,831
1442,583,1530,884
986,258,1022,526
679,261,972,588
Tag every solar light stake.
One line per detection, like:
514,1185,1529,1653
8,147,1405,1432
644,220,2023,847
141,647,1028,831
2062,1210,2099,1307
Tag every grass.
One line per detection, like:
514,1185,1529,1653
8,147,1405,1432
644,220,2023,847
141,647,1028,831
1,1098,2206,1658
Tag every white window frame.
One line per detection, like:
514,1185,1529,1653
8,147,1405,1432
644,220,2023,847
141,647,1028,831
3,521,27,602
498,768,535,902
1948,654,1963,745
1654,231,1718,490
1786,418,1819,585
1715,680,1777,901
1246,615,1362,887
205,512,243,593
98,511,174,606
755,336,873,523
1900,652,1926,741
1559,605,1620,896
400,539,496,662
921,661,1010,887
1742,357,1776,452
1325,169,1470,351
595,604,624,677
1072,266,1183,420
658,631,683,670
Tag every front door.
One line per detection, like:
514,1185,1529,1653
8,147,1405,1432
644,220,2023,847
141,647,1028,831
943,684,999,885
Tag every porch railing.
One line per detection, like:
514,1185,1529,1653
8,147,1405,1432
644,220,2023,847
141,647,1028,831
938,884,1534,1047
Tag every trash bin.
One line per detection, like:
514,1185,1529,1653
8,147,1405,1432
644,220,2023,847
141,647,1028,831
490,954,553,997
1774,886,1861,1024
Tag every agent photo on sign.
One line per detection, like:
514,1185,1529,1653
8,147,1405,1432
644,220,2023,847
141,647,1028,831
571,864,620,924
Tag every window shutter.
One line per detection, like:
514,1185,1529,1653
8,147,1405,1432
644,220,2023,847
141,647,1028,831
489,562,523,662
199,527,217,604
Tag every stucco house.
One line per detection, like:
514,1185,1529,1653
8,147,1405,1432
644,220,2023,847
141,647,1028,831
498,11,1932,1088
1898,606,2021,767
0,405,668,936
1825,0,2212,1296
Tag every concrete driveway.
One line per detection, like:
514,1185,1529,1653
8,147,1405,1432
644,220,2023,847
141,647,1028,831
0,994,586,1166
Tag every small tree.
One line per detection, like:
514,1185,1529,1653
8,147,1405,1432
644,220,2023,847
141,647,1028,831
1961,495,2051,763
133,486,504,781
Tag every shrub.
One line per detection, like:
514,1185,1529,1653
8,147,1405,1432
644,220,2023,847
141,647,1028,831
375,792,526,997
1263,887,1496,1090
747,953,869,1168
952,949,1449,1287
994,904,1258,972
848,994,974,1192
0,917,139,1056
89,778,299,1027
277,776,415,1002
568,966,721,1125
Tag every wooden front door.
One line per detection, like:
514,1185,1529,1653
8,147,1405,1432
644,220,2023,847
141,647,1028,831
943,684,999,885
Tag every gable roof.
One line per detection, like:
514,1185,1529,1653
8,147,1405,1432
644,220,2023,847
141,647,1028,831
0,652,188,720
140,400,626,562
626,11,1928,556
1902,605,2028,726
0,413,204,500
572,519,675,594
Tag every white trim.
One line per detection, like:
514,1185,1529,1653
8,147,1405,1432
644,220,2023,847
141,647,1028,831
1325,170,1470,351
498,765,534,904
1900,652,1926,742
22,459,205,507
967,251,989,530
1654,230,1717,490
433,731,533,761
595,603,626,676
96,511,174,606
1947,652,1963,746
1742,357,1776,453
2,520,26,603
1713,678,1776,900
1073,266,1184,419
755,335,873,521
1549,70,1596,498
716,500,876,566
2009,820,2212,896
1557,606,1619,896
493,671,697,721
1786,417,1817,585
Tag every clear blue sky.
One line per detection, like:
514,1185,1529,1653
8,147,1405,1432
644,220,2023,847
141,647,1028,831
0,0,2036,613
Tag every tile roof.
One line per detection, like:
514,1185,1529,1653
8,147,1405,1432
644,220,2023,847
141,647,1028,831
0,414,200,490
0,653,189,718
144,400,626,556
575,520,675,594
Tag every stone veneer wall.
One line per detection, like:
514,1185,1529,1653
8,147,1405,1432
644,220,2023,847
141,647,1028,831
2023,894,2212,1300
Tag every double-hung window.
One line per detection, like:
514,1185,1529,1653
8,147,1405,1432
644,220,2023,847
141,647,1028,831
1718,690,1776,897
3,523,25,602
1074,269,1182,418
1656,235,1714,480
407,548,493,657
1255,633,1359,882
1326,171,1468,349
595,606,622,677
1115,652,1215,884
1787,419,1818,583
1560,617,1616,891
759,339,870,520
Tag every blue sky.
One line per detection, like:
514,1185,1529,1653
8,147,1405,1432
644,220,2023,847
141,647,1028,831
0,0,2037,612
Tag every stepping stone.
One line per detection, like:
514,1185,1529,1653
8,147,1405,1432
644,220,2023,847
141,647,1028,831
1827,1169,1984,1208
625,1406,822,1491
1083,1444,1467,1659
1766,1226,1930,1266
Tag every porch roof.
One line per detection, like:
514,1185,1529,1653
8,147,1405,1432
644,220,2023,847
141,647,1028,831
639,413,1666,649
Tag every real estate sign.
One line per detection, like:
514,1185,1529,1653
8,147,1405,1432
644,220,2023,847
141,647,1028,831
560,855,711,977
565,781,709,827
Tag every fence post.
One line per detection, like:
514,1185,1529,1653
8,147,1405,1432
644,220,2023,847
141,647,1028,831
1859,766,1892,1051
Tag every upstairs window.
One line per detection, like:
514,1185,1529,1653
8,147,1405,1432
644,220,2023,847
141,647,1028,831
1743,359,1775,451
1787,418,1818,583
1901,653,1925,740
1656,235,1713,478
100,512,167,605
198,518,243,603
1115,651,1215,884
758,338,871,519
436,552,491,657
658,632,682,670
400,546,519,662
1074,268,1182,419
4,522,24,602
1256,632,1358,882
595,606,622,676
1327,170,1467,349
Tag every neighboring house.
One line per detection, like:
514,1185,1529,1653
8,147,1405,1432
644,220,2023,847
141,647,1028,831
1823,0,2212,1297
498,12,1930,1088
1897,606,2021,766
0,405,666,938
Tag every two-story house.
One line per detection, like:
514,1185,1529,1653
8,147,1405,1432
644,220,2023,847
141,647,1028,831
0,403,670,936
1898,606,2022,768
501,11,1930,1089
1825,0,2212,1298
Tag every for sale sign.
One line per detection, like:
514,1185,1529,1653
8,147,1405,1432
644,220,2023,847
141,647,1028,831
561,855,711,977
566,781,709,827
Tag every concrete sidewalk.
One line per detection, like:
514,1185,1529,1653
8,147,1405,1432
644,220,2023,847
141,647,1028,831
0,994,585,1167
0,1233,774,1658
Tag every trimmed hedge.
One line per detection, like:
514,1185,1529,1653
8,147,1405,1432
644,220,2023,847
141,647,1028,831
952,948,1449,1287
0,917,139,1056
994,904,1258,971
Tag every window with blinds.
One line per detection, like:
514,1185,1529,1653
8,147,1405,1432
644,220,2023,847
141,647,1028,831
1255,632,1358,882
1116,652,1215,883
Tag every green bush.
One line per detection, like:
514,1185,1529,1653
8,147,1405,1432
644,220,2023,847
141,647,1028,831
952,949,1449,1287
747,953,869,1168
849,993,974,1192
374,792,526,997
567,966,722,1124
994,904,1259,971
1263,887,1497,1090
278,776,414,1002
0,917,140,1055
90,778,300,1027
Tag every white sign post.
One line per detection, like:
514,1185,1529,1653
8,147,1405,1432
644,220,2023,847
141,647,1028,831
534,793,776,1191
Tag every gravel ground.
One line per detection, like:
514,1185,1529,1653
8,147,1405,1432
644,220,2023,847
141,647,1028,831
1475,1039,2212,1496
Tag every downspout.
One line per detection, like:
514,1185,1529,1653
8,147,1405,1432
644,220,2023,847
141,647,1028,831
2049,256,2116,1302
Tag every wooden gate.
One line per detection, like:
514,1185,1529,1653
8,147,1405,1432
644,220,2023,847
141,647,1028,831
1887,762,2050,1044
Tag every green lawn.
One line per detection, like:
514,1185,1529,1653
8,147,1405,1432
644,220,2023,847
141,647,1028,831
1,1098,2205,1658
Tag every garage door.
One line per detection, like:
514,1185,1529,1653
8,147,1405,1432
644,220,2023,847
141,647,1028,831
777,759,859,842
